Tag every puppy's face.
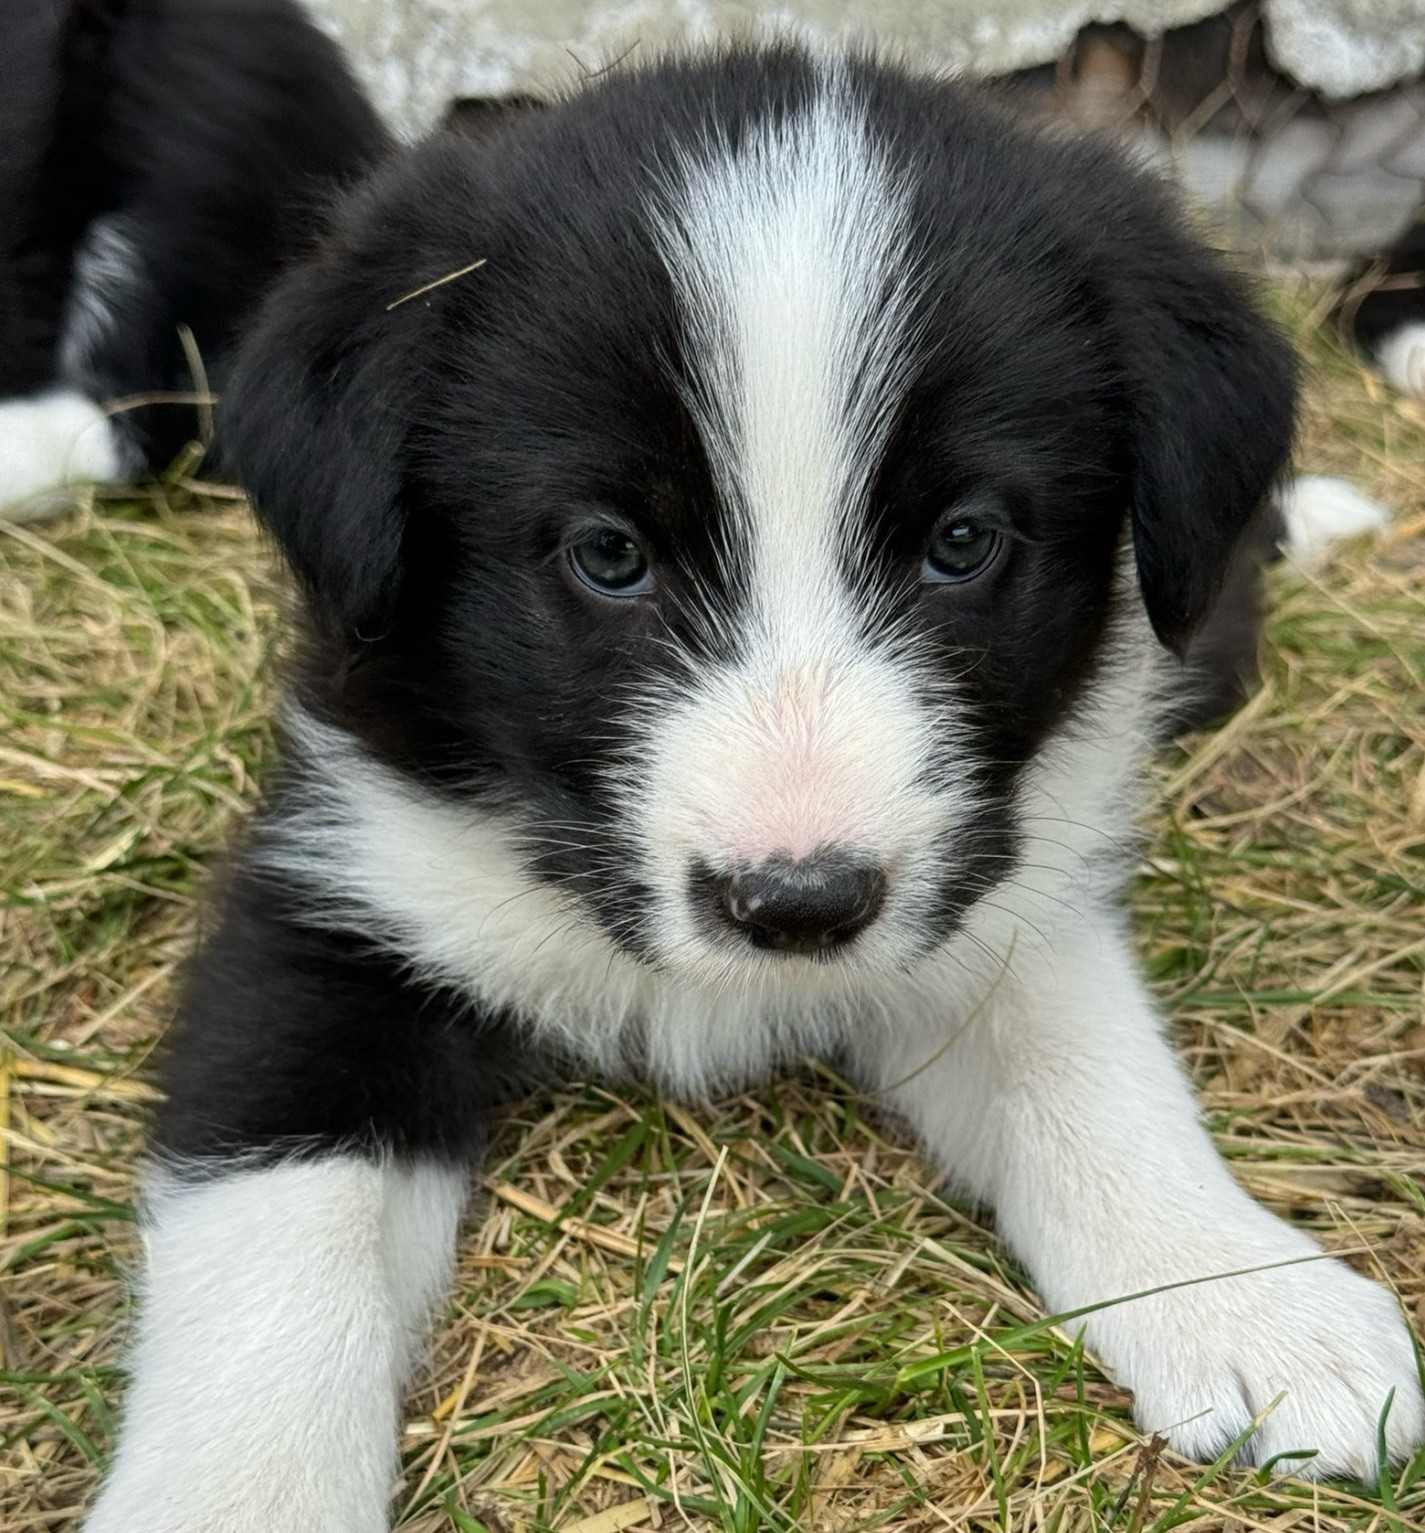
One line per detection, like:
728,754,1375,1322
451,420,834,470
225,51,1294,984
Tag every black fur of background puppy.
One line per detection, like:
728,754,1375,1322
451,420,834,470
0,0,385,498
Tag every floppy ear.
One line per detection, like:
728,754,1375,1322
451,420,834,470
1113,234,1297,653
217,234,415,644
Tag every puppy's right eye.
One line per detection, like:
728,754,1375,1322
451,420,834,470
568,527,654,597
923,514,1001,584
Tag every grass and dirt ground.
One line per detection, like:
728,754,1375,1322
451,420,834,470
1,288,1423,1532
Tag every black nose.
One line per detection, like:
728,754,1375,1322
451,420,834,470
706,849,886,954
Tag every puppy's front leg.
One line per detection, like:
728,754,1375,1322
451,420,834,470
86,1157,466,1533
81,860,532,1532
855,917,1423,1478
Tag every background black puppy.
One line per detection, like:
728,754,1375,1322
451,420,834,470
0,0,385,518
74,42,1422,1533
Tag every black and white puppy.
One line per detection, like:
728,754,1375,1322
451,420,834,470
81,45,1422,1531
0,0,386,519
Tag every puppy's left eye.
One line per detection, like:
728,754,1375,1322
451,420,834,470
923,514,1002,584
568,527,655,597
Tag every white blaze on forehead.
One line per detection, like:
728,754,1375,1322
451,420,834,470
627,71,972,968
656,70,918,642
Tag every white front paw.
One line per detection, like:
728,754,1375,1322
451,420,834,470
0,389,128,522
84,1476,390,1533
1090,1255,1423,1479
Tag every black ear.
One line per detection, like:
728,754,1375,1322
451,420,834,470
1113,225,1297,653
217,228,415,644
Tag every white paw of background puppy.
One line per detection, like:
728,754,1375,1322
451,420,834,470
1089,1252,1423,1479
0,389,128,523
1377,322,1425,397
1276,474,1390,566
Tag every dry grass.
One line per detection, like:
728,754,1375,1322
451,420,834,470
2,292,1423,1532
